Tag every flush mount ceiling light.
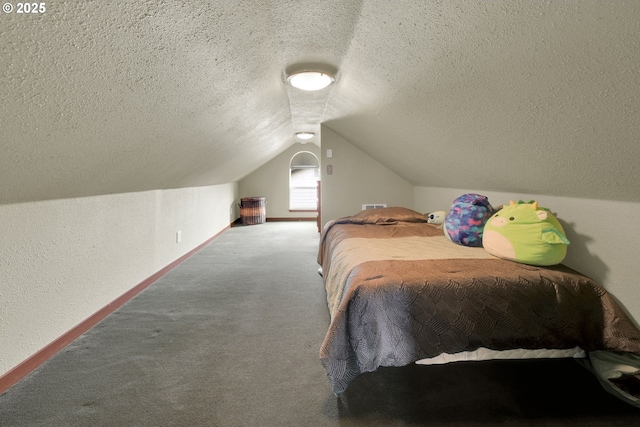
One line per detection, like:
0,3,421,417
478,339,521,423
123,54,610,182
295,132,315,140
287,71,335,91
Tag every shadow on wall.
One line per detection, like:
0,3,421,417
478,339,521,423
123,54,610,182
560,218,609,285
560,218,640,329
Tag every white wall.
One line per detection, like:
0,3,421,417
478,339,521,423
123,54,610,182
415,186,640,324
239,143,320,219
0,183,237,376
321,125,415,225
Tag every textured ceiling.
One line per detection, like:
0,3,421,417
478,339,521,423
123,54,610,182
2,0,639,204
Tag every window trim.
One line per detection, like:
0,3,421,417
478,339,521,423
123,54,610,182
289,151,320,212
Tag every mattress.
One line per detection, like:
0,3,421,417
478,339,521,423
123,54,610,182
318,207,640,398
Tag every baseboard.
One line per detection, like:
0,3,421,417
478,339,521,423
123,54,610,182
0,223,232,395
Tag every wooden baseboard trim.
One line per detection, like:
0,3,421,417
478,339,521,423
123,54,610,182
0,223,232,395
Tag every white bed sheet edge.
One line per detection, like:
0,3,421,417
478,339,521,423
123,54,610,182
415,346,587,365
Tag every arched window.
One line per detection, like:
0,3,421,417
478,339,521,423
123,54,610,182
289,151,320,211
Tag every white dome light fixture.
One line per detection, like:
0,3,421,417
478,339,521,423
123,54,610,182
295,132,315,140
287,71,335,91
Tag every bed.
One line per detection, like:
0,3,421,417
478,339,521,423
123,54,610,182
318,207,640,405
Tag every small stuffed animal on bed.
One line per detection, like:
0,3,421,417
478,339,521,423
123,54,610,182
427,211,446,225
444,194,494,247
482,200,570,266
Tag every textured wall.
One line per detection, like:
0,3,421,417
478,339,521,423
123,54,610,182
321,125,414,225
239,143,320,219
0,184,237,376
414,186,640,324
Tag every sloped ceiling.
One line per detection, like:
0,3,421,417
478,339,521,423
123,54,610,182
2,0,639,205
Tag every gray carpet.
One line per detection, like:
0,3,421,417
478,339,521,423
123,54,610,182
1,221,639,426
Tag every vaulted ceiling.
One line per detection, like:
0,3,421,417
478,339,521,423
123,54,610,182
2,0,639,205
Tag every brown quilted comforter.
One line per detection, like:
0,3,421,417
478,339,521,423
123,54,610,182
318,208,640,394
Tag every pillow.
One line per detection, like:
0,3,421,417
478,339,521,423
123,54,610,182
482,200,570,266
444,194,494,247
352,206,430,223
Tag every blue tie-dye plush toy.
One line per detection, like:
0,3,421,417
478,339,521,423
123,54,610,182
444,193,495,247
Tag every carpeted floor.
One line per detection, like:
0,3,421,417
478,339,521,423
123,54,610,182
1,221,639,426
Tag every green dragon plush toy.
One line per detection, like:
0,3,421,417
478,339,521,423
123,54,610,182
482,200,570,266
